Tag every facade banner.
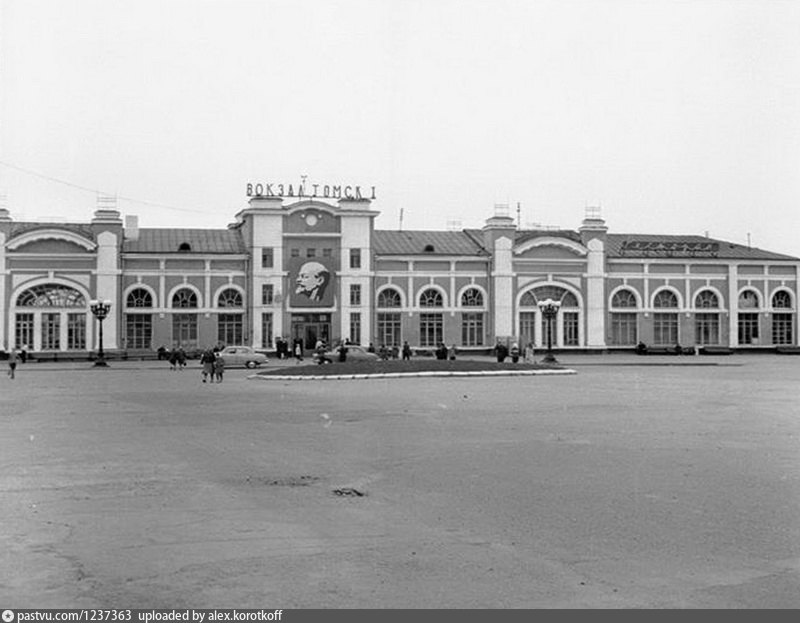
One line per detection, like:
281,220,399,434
289,257,335,308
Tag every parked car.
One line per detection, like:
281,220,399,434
216,346,268,368
313,344,380,364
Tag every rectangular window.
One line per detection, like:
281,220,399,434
519,312,536,347
350,284,361,306
461,312,484,346
610,312,637,346
291,248,300,258
42,313,60,350
67,313,87,350
377,312,401,348
15,313,34,350
695,313,720,346
322,248,333,258
261,248,273,269
307,248,316,258
172,313,198,350
772,313,793,345
125,314,152,350
349,248,361,269
218,313,243,346
738,312,759,345
350,312,361,345
653,312,679,345
262,284,274,305
261,312,273,349
419,313,443,348
563,312,579,346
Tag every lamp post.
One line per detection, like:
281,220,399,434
90,299,112,367
537,298,562,364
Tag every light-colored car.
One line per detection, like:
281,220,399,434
217,346,268,368
314,344,380,364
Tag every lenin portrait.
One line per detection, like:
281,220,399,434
293,260,332,306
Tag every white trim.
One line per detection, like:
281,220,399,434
375,284,407,309
166,283,204,309
7,229,97,251
456,284,488,309
416,283,449,309
213,283,246,308
122,283,158,308
650,285,684,309
608,285,643,310
514,237,587,257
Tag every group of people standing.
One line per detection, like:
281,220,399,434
495,341,536,363
200,348,225,383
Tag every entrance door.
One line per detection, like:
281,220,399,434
291,314,332,351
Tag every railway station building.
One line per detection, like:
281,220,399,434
0,192,797,357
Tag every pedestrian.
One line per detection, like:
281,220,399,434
524,342,535,364
391,344,399,359
293,339,304,363
337,341,348,363
367,342,376,353
169,347,179,371
379,344,389,360
448,344,457,361
177,347,187,370
495,340,508,363
214,352,225,383
201,348,215,382
510,343,520,363
20,345,28,364
402,341,412,361
7,347,19,379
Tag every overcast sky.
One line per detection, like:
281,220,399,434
1,0,798,255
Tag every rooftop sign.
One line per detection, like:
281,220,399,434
247,182,376,201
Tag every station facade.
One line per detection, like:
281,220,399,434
0,194,798,356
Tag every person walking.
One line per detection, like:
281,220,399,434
169,347,179,371
7,347,19,379
201,348,215,382
213,351,225,383
293,339,304,364
402,341,412,361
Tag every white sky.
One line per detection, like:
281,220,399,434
1,0,799,255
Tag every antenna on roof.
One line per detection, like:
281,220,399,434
399,208,404,231
747,232,751,248
516,202,521,230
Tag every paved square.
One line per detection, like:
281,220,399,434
2,356,799,607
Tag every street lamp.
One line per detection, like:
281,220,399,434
537,298,562,364
89,299,112,367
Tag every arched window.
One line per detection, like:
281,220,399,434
126,288,153,308
533,285,565,302
739,290,760,309
419,288,443,307
561,292,579,308
611,289,637,308
217,288,243,308
178,242,192,252
695,290,719,309
653,290,679,308
519,291,537,307
17,284,86,307
172,288,198,308
377,288,402,308
772,291,792,309
461,288,484,307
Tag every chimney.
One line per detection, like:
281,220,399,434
125,215,140,241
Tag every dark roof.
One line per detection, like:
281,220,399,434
374,230,489,256
606,234,799,261
123,228,245,254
